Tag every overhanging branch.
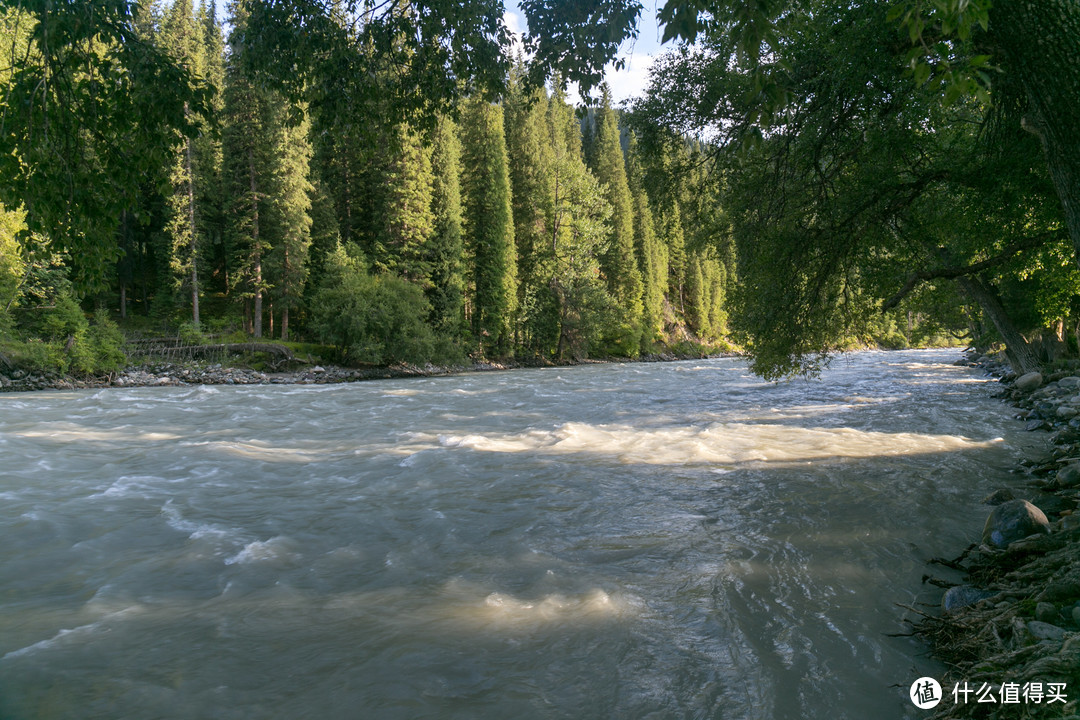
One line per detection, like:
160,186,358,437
881,230,1065,312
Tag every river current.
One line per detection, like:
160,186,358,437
0,350,1036,719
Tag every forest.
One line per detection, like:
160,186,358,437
1,0,1078,379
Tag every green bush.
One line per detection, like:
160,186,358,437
177,320,207,345
84,310,126,373
311,247,440,365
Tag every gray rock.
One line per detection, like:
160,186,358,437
1059,376,1080,389
1015,372,1045,392
1037,581,1080,603
942,585,996,613
1056,464,1080,489
981,499,1051,549
982,489,1016,506
1036,602,1059,623
1058,406,1079,420
1027,620,1066,642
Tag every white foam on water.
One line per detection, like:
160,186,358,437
161,501,238,543
433,421,999,466
2,606,144,662
382,388,420,397
89,475,165,499
224,536,300,565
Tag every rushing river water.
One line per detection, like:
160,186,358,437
0,350,1037,719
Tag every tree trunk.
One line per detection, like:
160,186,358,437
249,146,262,339
184,114,200,328
120,283,127,320
992,1,1080,269
281,244,290,341
956,276,1041,374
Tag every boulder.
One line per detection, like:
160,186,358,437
1037,581,1080,603
1058,406,1079,420
981,488,1016,506
942,585,996,613
981,499,1051,549
1059,376,1080,389
1056,464,1080,489
1015,372,1044,392
1027,620,1066,642
1036,602,1059,623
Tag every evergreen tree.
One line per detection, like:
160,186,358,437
505,69,556,353
626,132,667,349
662,199,687,315
161,0,208,326
304,176,342,310
197,0,228,295
460,97,517,357
222,0,270,336
375,124,434,281
427,115,465,333
546,85,615,360
592,85,644,353
267,110,314,341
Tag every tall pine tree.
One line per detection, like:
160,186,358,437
460,97,517,357
427,115,465,332
267,109,314,341
626,132,667,349
505,68,556,353
161,0,207,326
592,85,644,354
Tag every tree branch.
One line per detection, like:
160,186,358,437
881,230,1065,312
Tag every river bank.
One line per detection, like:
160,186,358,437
0,349,728,393
919,350,1080,719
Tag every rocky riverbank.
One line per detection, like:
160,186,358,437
917,350,1080,719
0,350,718,393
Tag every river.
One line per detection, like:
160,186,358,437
0,349,1035,719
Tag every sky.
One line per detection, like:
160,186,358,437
205,0,672,106
501,1,671,106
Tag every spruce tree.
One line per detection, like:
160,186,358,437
460,97,517,357
267,109,314,341
663,199,687,315
197,0,228,295
427,115,465,333
626,132,667,349
222,0,270,336
505,68,556,353
375,124,435,281
546,85,614,360
593,85,644,353
161,0,207,326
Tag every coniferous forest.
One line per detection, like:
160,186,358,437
1,0,1079,379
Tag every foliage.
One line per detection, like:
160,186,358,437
0,1,208,293
0,202,27,331
310,246,439,365
426,115,466,333
460,97,518,358
591,86,644,353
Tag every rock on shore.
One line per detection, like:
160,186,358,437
919,349,1080,720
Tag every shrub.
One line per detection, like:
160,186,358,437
311,247,439,365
